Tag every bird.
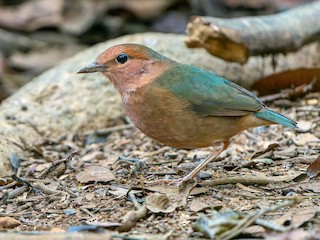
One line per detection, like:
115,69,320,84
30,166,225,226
77,43,297,186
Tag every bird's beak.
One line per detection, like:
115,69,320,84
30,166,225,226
77,62,107,74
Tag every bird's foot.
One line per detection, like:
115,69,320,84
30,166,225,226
164,177,197,194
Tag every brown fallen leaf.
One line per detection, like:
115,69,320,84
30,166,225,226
274,207,320,229
0,217,21,229
109,185,140,198
283,180,320,193
145,193,178,213
251,143,280,159
307,154,320,178
76,165,115,183
273,145,297,159
265,228,315,240
189,199,213,212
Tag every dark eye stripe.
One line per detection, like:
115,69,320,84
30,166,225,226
116,53,128,64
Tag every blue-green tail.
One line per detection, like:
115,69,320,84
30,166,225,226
254,108,298,129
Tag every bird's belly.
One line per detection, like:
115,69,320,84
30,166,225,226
122,88,258,149
137,116,227,148
125,102,249,149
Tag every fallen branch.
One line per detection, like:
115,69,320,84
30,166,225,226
185,1,320,63
259,78,317,103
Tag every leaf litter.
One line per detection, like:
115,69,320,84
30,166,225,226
0,92,319,239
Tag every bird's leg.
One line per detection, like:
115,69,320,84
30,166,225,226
178,141,230,185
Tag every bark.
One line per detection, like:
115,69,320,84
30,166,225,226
185,1,320,63
0,32,319,177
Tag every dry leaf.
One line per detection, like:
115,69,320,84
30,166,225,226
285,181,320,193
293,133,319,146
274,207,320,228
307,154,320,178
189,199,211,212
76,165,115,183
0,217,21,229
109,186,140,198
145,193,178,213
273,145,297,159
265,228,313,240
81,151,105,162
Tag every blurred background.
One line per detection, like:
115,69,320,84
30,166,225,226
0,0,315,101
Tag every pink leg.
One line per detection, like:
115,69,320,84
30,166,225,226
178,141,230,185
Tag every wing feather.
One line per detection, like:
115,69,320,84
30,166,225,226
153,64,263,117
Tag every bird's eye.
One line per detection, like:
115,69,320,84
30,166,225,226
116,53,128,64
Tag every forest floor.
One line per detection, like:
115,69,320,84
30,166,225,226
0,91,319,240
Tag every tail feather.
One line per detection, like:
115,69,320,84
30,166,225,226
254,108,298,129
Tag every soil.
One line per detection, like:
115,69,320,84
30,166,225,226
0,92,319,239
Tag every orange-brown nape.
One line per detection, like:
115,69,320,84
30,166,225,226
78,43,297,187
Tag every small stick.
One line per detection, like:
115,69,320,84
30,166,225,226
140,146,171,158
127,191,141,210
85,124,134,135
219,199,299,240
200,174,297,187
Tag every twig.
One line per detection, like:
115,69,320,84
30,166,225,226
5,196,46,203
219,199,299,240
146,171,177,176
0,181,18,191
37,150,79,179
0,212,33,217
281,155,317,164
80,207,95,218
32,182,65,195
200,174,297,187
117,206,148,232
237,193,320,200
111,234,147,240
7,185,29,199
260,78,317,103
140,146,171,158
57,183,78,197
127,191,141,210
85,124,134,135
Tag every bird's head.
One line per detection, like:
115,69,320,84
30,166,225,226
77,44,173,93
